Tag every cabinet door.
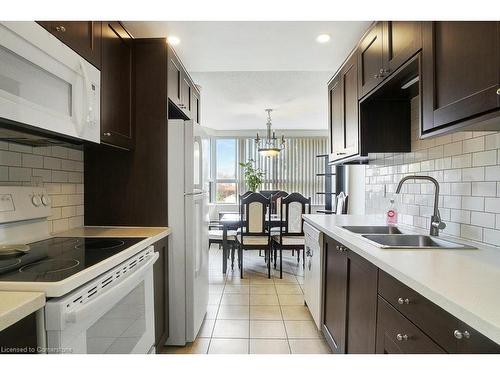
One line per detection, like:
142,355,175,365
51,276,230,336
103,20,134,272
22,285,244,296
358,22,384,98
342,54,359,158
100,22,133,149
329,78,344,157
38,21,102,68
168,49,182,108
422,21,500,134
323,237,348,353
383,21,422,74
181,73,192,116
191,89,201,124
376,297,446,354
345,251,377,353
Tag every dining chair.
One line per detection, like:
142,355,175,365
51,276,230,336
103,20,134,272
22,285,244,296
271,192,311,278
208,222,238,267
235,192,272,278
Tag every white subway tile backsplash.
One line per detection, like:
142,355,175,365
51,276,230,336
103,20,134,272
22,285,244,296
0,142,84,234
365,96,500,247
472,150,497,167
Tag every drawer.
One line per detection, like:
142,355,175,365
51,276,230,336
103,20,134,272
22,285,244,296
378,270,458,352
376,296,446,354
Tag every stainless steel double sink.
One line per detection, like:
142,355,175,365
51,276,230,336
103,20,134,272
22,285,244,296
341,226,476,249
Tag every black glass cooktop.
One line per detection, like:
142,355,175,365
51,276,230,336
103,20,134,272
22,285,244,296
0,237,145,282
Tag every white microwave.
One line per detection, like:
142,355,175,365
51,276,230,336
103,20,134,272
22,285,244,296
0,21,100,143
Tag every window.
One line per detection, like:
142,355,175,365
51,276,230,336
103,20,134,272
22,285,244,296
213,139,238,203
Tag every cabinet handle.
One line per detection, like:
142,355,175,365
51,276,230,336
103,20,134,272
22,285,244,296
338,245,347,252
336,152,346,155
179,104,186,109
55,25,66,33
454,330,470,340
373,74,380,79
397,297,410,305
103,132,111,137
396,333,409,341
496,88,500,96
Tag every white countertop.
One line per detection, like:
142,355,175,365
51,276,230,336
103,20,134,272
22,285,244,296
0,226,171,298
302,214,500,345
0,291,45,331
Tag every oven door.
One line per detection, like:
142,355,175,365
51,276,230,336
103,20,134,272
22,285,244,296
45,248,158,354
0,21,100,143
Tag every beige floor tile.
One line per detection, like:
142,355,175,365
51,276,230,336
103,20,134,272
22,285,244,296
249,339,290,354
217,305,249,320
208,339,249,354
197,319,216,338
295,276,304,285
250,285,277,295
276,284,303,295
224,284,250,294
285,320,322,339
281,306,313,320
278,294,305,306
209,276,226,285
212,320,249,338
250,294,279,306
206,304,219,319
208,293,222,305
250,320,286,339
225,276,250,285
289,339,332,354
250,305,282,320
161,338,210,354
221,293,250,306
273,272,298,284
209,284,224,294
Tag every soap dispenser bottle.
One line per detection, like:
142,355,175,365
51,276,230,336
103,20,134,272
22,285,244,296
386,198,398,226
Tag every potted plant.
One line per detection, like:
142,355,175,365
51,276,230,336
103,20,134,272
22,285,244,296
239,159,265,192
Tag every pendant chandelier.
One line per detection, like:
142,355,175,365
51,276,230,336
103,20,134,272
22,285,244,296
255,109,285,157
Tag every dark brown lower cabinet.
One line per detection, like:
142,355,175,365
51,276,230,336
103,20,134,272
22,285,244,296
323,237,377,353
376,297,445,354
152,237,169,351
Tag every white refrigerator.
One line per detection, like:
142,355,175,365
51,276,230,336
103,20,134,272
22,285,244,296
167,119,210,346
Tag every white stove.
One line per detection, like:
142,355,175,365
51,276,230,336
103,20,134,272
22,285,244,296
0,186,158,354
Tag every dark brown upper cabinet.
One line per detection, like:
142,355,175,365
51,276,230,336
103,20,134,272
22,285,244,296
191,88,201,125
100,21,134,150
328,52,359,163
167,46,200,121
358,21,422,99
358,23,384,98
422,21,500,136
38,21,102,69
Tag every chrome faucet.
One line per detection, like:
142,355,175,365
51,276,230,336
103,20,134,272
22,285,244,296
395,175,446,236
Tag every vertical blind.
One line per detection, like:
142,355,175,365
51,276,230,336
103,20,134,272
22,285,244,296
242,137,328,205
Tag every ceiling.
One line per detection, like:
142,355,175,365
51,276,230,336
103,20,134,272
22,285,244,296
123,21,371,130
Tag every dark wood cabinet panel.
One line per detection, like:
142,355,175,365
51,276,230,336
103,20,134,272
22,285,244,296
38,21,102,68
422,21,500,134
100,21,134,149
342,56,359,158
376,296,446,354
153,237,169,350
191,89,201,124
328,78,343,156
168,49,182,108
345,250,377,353
323,236,348,353
358,22,384,98
383,21,422,74
181,74,192,115
456,323,500,354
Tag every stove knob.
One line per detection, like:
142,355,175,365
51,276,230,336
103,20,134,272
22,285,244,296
41,195,51,206
31,195,42,207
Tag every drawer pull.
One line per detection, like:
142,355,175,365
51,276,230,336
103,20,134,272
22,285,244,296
454,330,470,340
396,333,409,341
397,297,410,305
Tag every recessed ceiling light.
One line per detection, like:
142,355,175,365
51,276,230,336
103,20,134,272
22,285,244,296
167,36,180,46
316,34,331,43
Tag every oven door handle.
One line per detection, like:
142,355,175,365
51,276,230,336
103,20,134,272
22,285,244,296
65,252,158,325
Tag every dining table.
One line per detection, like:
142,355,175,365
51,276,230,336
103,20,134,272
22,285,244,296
220,212,282,273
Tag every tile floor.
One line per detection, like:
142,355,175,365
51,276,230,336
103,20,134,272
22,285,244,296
161,245,332,354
